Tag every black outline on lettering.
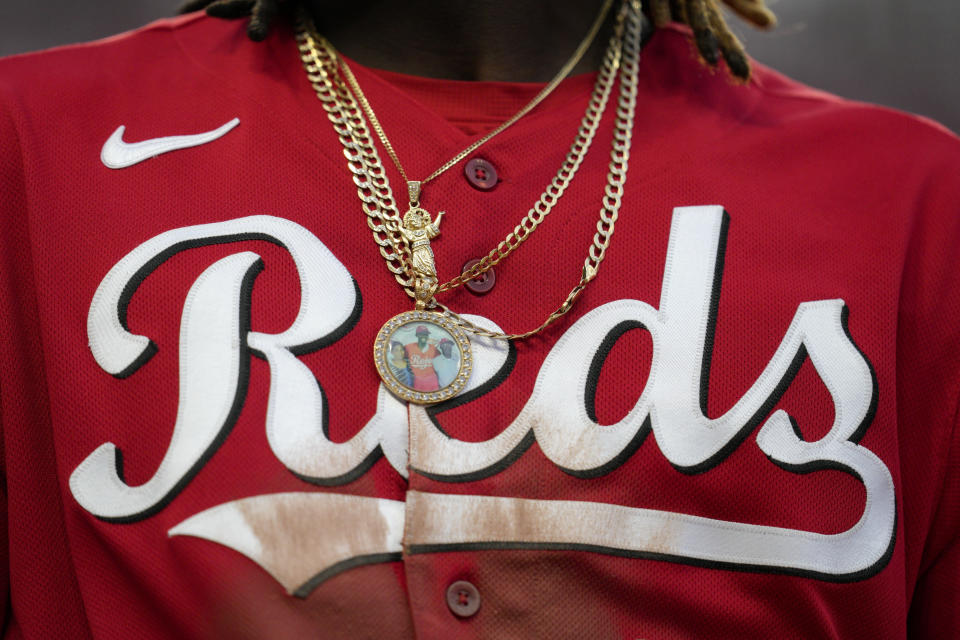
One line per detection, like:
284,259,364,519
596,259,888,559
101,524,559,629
245,278,362,361
288,278,363,356
790,416,806,441
114,233,282,378
410,297,891,584
699,210,730,416
839,305,878,445
97,229,365,516
674,346,807,475
559,416,652,480
671,210,809,475
667,209,806,474
786,306,879,445
293,552,403,599
114,233,363,373
289,376,382,487
412,341,531,484
675,303,878,476
102,257,263,523
407,530,894,582
426,340,518,418
761,417,896,582
247,276,377,487
585,320,649,423
414,430,536,485
564,319,652,479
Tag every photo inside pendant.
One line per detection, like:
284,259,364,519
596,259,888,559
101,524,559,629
382,321,462,392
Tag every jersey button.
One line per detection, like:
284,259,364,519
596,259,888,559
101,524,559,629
462,258,496,295
465,157,498,190
446,580,481,618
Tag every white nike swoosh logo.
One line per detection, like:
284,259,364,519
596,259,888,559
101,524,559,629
100,118,240,169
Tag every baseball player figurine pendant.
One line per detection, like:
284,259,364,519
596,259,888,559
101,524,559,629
372,182,473,404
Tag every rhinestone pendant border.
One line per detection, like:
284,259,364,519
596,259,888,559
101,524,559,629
373,311,473,404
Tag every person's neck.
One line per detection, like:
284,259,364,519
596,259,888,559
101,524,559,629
307,0,619,82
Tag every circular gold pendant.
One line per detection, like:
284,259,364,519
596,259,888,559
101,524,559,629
373,310,473,404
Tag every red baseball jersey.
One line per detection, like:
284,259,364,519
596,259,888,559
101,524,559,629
0,10,958,640
405,342,441,390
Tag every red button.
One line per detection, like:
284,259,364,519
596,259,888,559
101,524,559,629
465,157,498,190
446,580,481,618
462,258,496,295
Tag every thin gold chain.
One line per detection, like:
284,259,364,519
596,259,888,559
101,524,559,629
335,0,616,191
296,0,643,340
442,1,641,340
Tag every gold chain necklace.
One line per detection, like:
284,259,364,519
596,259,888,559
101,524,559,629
339,0,616,193
296,0,642,404
331,0,616,311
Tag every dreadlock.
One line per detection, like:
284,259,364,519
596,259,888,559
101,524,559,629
177,0,775,80
179,0,280,41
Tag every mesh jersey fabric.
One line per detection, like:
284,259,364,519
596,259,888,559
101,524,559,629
0,10,958,640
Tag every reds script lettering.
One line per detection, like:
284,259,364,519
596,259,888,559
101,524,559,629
70,206,896,595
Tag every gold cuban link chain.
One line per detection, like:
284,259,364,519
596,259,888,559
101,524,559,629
296,0,642,340
295,2,619,292
297,31,415,292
